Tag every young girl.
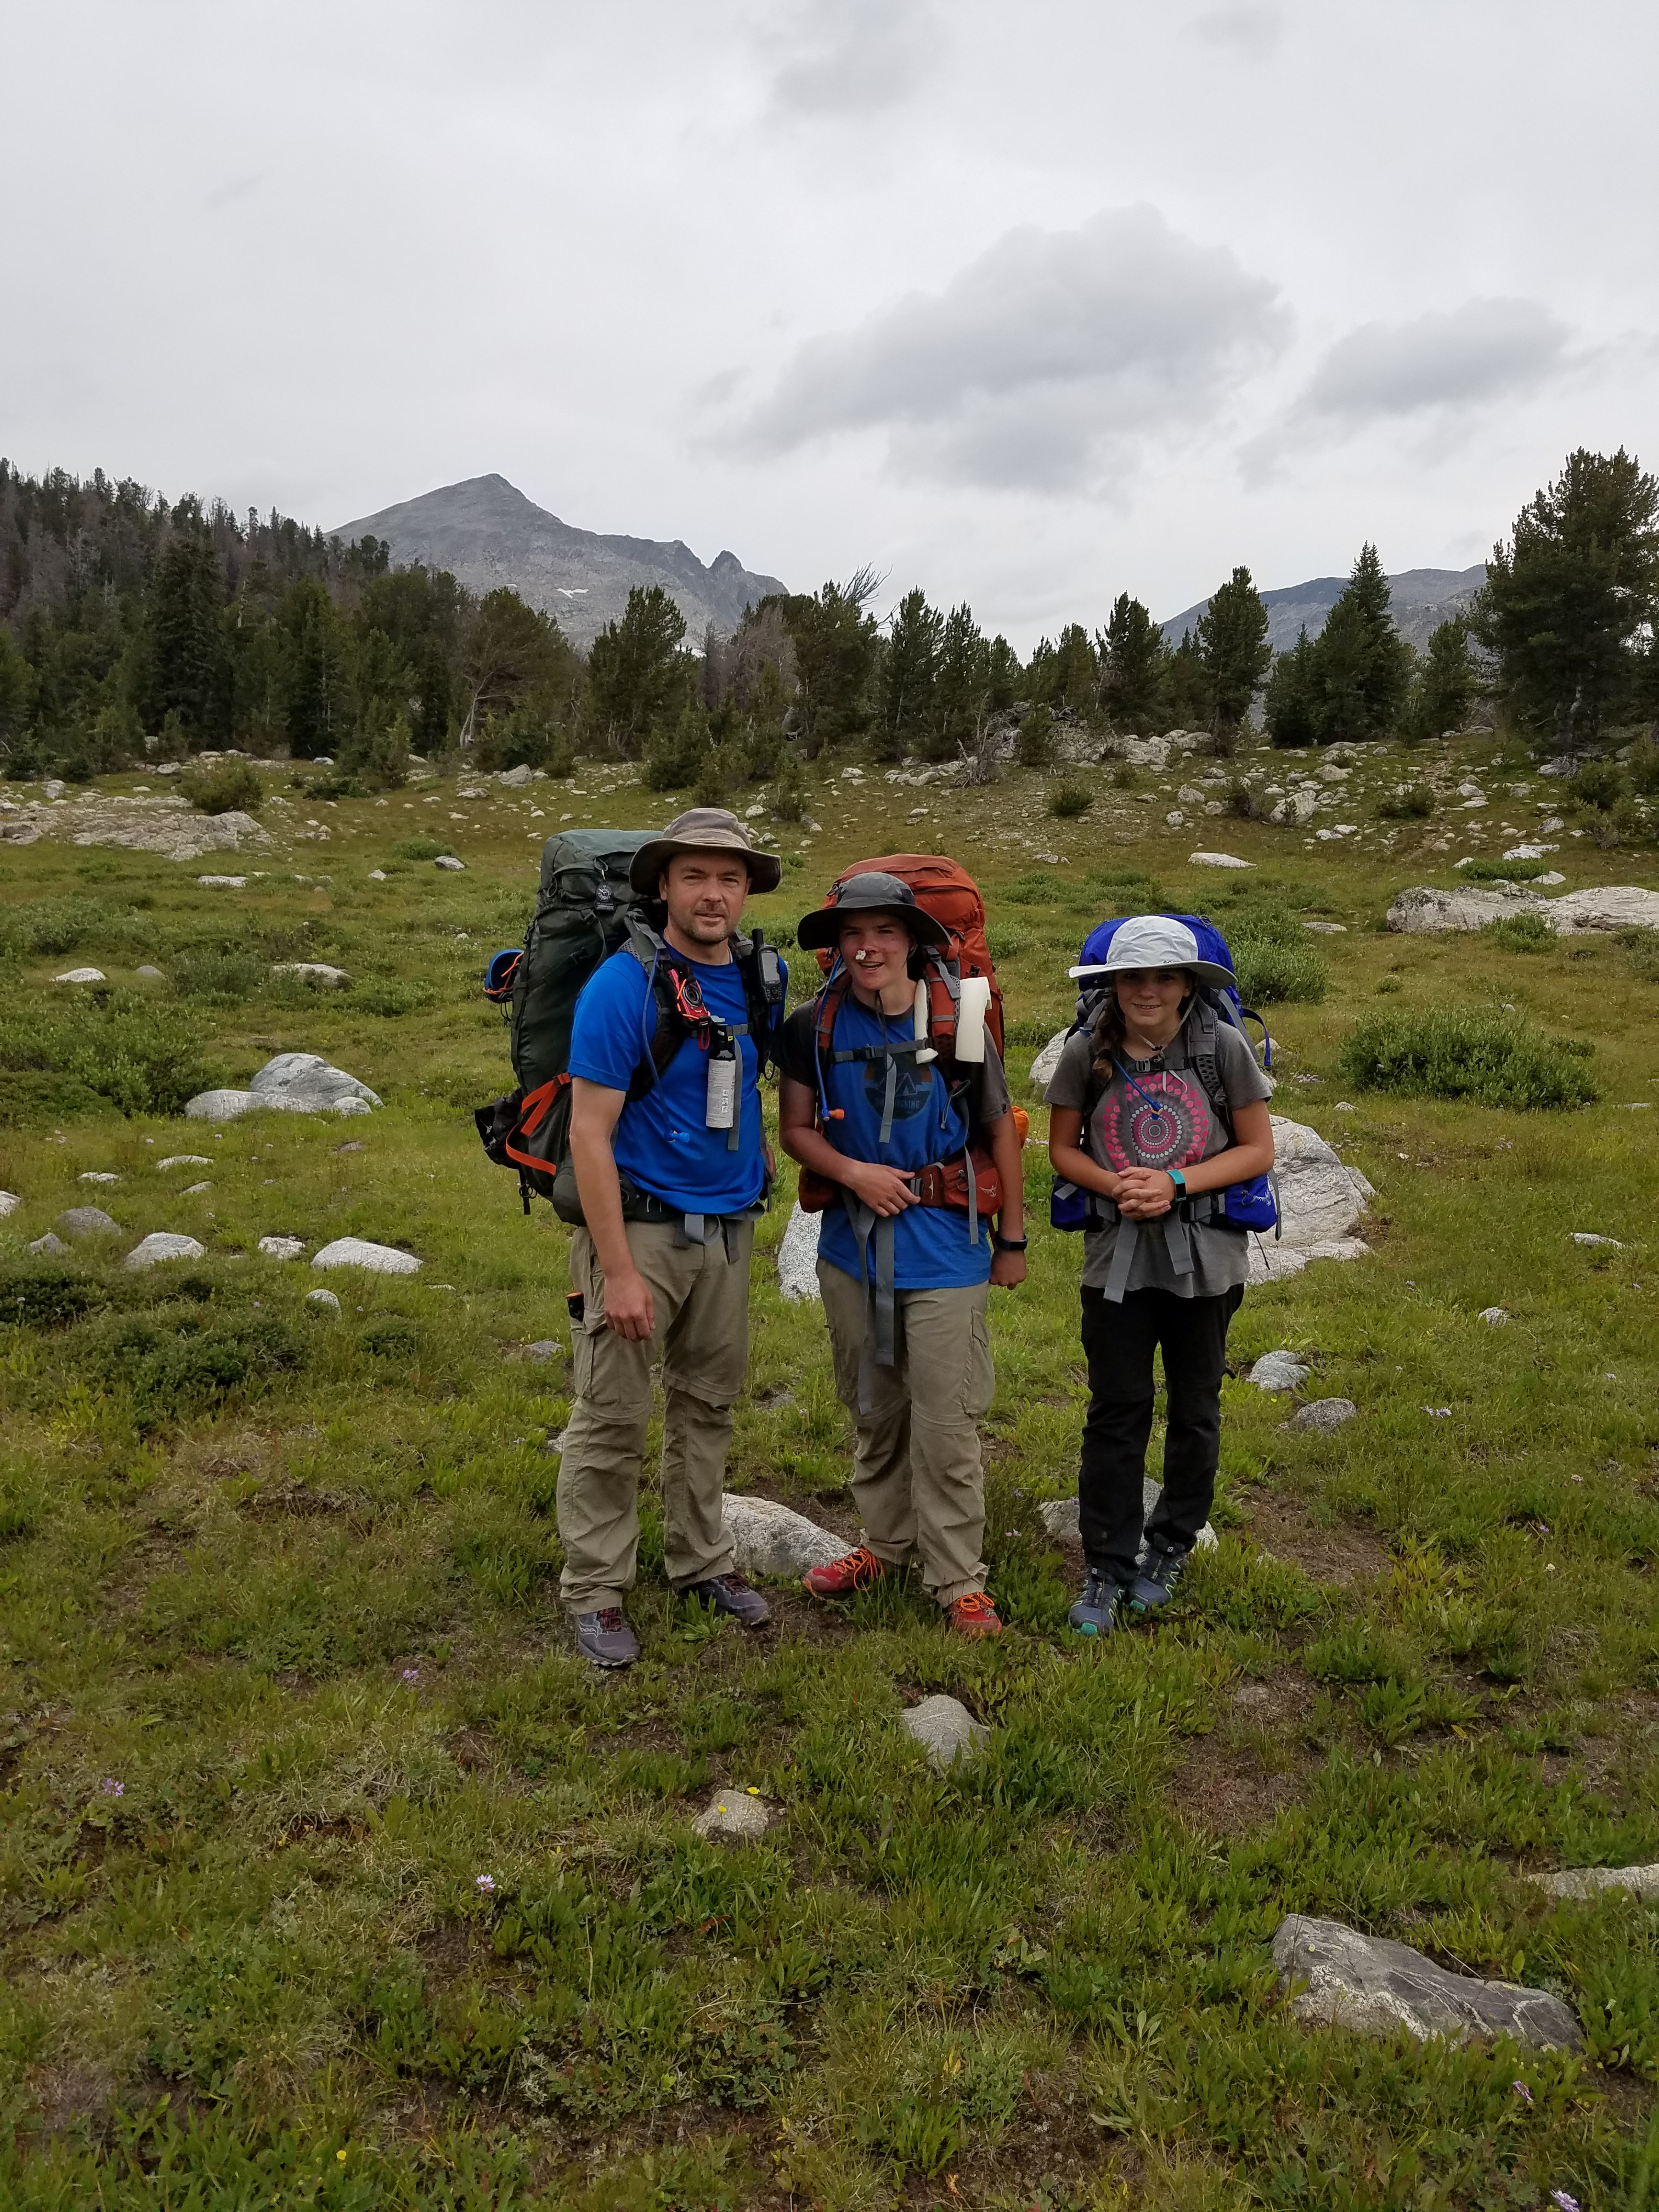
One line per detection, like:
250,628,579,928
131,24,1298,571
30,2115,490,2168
1045,915,1275,1635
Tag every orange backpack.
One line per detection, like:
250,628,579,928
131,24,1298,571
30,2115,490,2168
810,851,1005,1059
797,853,1018,1217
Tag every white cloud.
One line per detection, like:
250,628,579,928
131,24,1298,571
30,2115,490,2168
1300,298,1573,422
731,205,1290,493
759,0,945,117
1188,4,1284,61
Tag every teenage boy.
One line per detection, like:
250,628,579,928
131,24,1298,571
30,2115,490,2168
558,806,784,1669
777,872,1025,1639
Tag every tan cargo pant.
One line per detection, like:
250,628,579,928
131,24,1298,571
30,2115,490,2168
817,1259,994,1607
557,1218,752,1609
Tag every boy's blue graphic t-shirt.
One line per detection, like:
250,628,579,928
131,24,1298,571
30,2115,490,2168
568,945,772,1216
780,995,1011,1289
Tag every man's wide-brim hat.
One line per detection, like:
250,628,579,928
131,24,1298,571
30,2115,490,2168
629,806,782,895
795,870,951,952
1071,913,1234,991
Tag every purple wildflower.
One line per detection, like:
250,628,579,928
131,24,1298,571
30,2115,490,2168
475,1874,495,1893
1511,2079,1532,2104
1551,2192,1581,2211
99,1778,123,1797
400,1668,420,1683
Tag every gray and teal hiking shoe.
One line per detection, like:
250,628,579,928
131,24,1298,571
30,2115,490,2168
680,1572,771,1628
1068,1568,1125,1637
573,1607,641,1669
1127,1539,1189,1616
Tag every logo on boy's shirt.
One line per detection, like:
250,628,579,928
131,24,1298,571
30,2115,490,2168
861,1058,933,1122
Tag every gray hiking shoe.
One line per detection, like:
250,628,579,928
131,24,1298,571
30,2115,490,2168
1127,1539,1189,1615
573,1606,641,1669
1068,1567,1125,1637
680,1572,771,1627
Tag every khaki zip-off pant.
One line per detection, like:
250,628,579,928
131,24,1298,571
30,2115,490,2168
556,1219,752,1610
816,1258,995,1607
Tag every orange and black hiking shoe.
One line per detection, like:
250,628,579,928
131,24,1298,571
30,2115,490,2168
802,1545,886,1599
946,1592,1003,1639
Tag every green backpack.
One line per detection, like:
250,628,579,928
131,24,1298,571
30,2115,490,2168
475,828,785,1223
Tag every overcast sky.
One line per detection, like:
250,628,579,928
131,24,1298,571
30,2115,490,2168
4,0,1656,646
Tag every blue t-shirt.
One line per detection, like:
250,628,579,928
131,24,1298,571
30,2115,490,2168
568,945,770,1216
781,995,1007,1290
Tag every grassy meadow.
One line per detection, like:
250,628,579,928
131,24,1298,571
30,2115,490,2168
1,732,1657,2209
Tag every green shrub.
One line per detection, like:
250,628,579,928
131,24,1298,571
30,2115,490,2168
391,838,453,862
1339,1007,1596,1110
0,1263,109,1331
1048,780,1093,819
1567,759,1624,812
354,978,436,1018
0,1070,108,1126
65,1308,306,1429
179,760,264,815
1458,856,1553,882
167,946,266,1001
985,925,1034,960
1378,783,1433,819
0,990,218,1116
1231,934,1328,1005
0,896,113,959
1013,704,1054,769
1483,912,1556,953
1627,738,1659,797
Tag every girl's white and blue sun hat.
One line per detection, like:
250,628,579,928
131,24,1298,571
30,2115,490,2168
1068,914,1235,992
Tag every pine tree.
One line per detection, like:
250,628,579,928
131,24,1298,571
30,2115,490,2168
281,578,346,759
1097,592,1167,731
586,585,689,754
1264,628,1321,748
879,588,940,758
1327,543,1413,740
1194,567,1271,739
150,530,229,744
934,602,989,757
1475,447,1659,749
1403,617,1475,743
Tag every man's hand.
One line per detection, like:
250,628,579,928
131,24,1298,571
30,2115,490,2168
602,1264,656,1341
1115,1166,1176,1220
989,1248,1026,1287
844,1161,919,1217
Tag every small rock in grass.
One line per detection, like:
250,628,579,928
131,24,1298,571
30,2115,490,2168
901,1694,988,1773
1187,851,1252,868
368,868,387,881
249,1053,381,1115
1571,1232,1622,1248
1040,1480,1217,1554
157,1155,213,1171
1251,1350,1311,1393
1304,919,1347,934
1479,1307,1509,1327
134,964,165,979
54,967,106,984
258,1236,306,1261
271,962,351,989
304,1288,342,1314
78,1171,120,1183
435,854,465,871
311,1237,421,1275
126,1232,206,1269
722,1494,844,1577
196,875,246,888
58,1207,119,1238
1291,1397,1358,1434
0,1191,19,1218
777,1202,823,1301
1233,1681,1272,1709
1273,1914,1582,2051
1028,1028,1072,1090
184,1088,256,1121
544,1427,568,1456
518,1339,560,1361
27,1232,69,1256
1527,1863,1659,1901
691,1790,771,1842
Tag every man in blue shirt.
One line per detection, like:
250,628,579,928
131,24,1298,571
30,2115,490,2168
778,873,1026,1638
560,807,784,1668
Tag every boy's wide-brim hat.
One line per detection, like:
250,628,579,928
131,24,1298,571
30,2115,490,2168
795,870,952,951
1071,913,1234,991
628,806,782,894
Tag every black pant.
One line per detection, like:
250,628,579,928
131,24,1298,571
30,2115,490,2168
1077,1282,1244,1584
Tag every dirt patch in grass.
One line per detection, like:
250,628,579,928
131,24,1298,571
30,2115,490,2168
1244,1485,1389,1590
1167,1675,1324,1837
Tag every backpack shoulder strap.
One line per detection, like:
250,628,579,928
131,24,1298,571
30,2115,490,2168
619,919,692,1097
1183,996,1233,1132
732,928,787,1073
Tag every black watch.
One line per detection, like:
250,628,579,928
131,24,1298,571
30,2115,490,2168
994,1233,1029,1251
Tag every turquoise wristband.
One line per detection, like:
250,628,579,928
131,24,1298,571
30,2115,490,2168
1169,1169,1188,1200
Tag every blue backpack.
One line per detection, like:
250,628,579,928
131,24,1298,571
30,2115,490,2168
1048,914,1278,1238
